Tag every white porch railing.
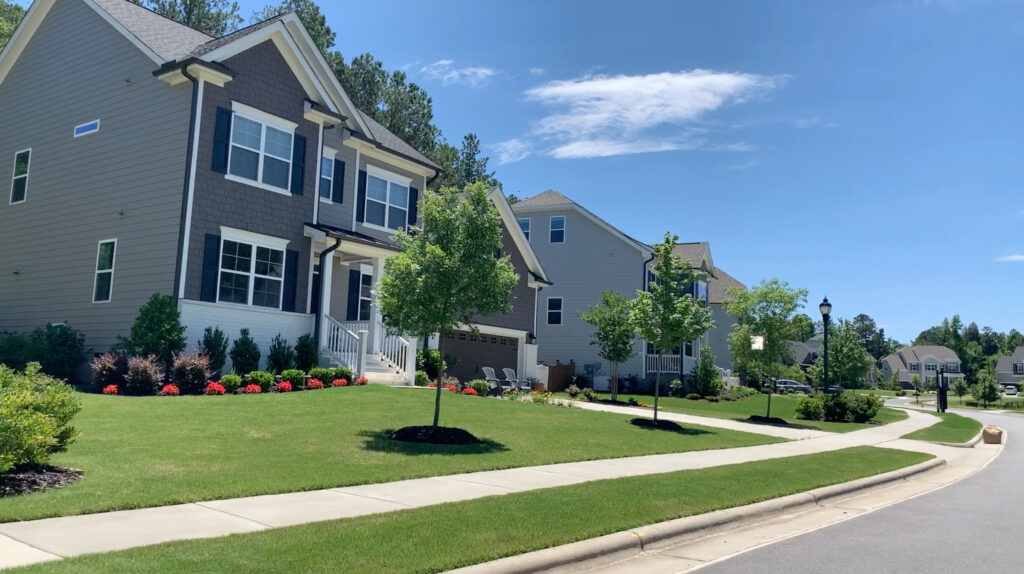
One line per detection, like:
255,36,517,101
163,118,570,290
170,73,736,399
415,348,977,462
379,331,415,384
646,354,681,374
323,317,415,385
323,316,360,369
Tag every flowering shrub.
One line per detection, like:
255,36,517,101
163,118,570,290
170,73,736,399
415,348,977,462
91,352,128,392
243,384,262,394
332,378,349,387
171,350,211,394
307,378,324,390
427,383,436,388
102,384,118,395
355,376,369,386
444,384,457,393
276,381,293,392
462,387,478,396
124,355,163,396
159,384,180,396
205,382,226,395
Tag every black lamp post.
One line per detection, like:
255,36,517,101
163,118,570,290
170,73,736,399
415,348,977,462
819,297,832,393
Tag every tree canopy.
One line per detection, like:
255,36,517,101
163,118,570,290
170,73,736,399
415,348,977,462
0,0,26,51
807,319,872,388
724,278,808,383
580,290,636,401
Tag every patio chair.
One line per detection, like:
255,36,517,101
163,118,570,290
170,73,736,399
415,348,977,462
503,368,532,392
481,366,509,396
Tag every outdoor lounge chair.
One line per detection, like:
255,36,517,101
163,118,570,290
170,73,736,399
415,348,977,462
481,367,511,396
503,368,532,392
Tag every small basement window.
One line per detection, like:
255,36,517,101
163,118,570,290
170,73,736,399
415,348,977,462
74,120,100,138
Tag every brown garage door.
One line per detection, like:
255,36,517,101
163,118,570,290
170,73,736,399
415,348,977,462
443,330,519,382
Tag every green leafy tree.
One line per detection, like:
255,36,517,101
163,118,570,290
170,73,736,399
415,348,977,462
790,313,815,342
377,183,518,428
629,233,713,422
134,1,242,36
579,291,636,402
724,279,808,386
911,374,923,403
229,329,261,374
807,319,872,390
777,363,807,383
692,345,723,397
117,294,186,370
974,371,1000,408
0,0,25,51
252,0,334,54
952,378,969,406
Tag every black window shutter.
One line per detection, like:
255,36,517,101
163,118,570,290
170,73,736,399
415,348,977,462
345,269,360,320
290,134,306,195
407,187,419,228
200,233,221,302
282,249,299,312
356,170,367,222
332,160,345,203
212,108,232,174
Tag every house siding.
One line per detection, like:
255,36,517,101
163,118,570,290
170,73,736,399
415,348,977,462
471,223,536,333
708,304,735,370
0,0,190,352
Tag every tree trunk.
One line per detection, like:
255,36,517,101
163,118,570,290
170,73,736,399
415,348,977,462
653,352,662,422
433,333,445,427
610,361,619,402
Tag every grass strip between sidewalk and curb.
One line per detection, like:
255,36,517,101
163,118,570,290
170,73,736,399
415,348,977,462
901,411,983,444
11,446,933,574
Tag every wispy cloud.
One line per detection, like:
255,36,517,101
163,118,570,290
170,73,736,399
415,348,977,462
794,116,838,129
529,67,546,77
420,60,496,87
995,254,1024,262
492,138,533,163
728,160,759,170
497,69,785,163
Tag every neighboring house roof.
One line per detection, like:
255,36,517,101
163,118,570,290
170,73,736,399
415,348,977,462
512,190,652,255
883,345,962,374
883,354,904,375
708,267,745,305
667,242,716,278
488,187,551,288
787,340,818,366
354,110,440,170
91,0,213,61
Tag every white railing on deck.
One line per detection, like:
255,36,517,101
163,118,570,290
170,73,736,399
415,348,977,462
646,354,681,374
323,316,360,369
380,331,414,384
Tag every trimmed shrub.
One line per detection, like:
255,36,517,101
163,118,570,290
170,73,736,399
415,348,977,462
467,379,491,396
849,393,883,423
294,334,318,372
247,371,274,391
220,374,242,393
116,294,185,369
704,396,720,402
171,351,211,395
308,367,332,383
280,369,306,386
243,384,262,394
416,349,445,380
722,386,758,401
102,385,118,395
91,352,128,392
0,332,29,371
266,334,295,374
205,382,226,395
582,387,599,402
229,329,261,374
159,384,180,396
198,327,229,377
275,381,293,393
29,324,88,384
123,355,163,396
0,363,82,474
823,392,852,422
415,370,430,386
572,373,592,387
566,384,581,399
685,393,701,401
796,394,825,420
330,367,354,383
668,379,685,398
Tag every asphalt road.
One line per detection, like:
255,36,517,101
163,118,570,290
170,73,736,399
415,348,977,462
699,409,1021,574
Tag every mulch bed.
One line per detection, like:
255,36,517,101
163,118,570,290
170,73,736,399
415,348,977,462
389,425,481,445
628,418,684,431
0,465,84,497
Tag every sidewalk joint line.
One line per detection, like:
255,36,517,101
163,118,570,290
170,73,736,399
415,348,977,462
191,502,275,529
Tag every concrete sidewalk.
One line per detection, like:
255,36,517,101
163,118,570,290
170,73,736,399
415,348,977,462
0,407,940,571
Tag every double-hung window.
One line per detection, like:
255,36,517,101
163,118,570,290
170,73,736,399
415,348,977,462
218,237,286,309
547,297,563,325
93,239,116,303
10,149,29,204
1014,363,1024,376
319,155,335,200
925,362,936,372
550,216,565,243
364,167,410,230
518,218,531,241
359,272,373,321
227,104,295,193
910,363,919,372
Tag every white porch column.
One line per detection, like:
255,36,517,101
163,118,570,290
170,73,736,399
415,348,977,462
319,250,334,349
367,256,385,354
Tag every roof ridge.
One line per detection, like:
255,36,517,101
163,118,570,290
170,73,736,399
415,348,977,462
103,0,216,40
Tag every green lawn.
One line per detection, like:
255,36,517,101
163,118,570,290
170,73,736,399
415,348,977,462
14,446,932,574
571,392,908,433
0,386,780,522
902,412,982,443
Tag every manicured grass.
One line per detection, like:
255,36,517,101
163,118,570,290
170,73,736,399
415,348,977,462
0,386,780,522
902,412,982,443
569,392,908,433
15,446,932,574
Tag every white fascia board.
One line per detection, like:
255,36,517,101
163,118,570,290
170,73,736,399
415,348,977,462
0,0,56,88
488,188,550,285
343,136,436,178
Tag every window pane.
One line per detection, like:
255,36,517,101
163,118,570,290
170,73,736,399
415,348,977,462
231,116,262,150
14,151,29,177
221,240,252,272
518,219,529,232
97,242,115,271
229,147,259,180
262,156,290,189
360,274,372,298
252,277,282,308
549,299,562,311
321,157,334,178
10,177,26,203
551,229,565,243
367,175,388,201
359,299,372,321
254,247,283,278
320,177,332,198
94,272,112,302
264,127,292,160
387,206,407,230
548,311,561,325
389,183,408,208
551,217,565,230
365,200,386,226
218,271,249,304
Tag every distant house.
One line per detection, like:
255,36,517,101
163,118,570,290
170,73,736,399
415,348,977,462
706,267,744,371
995,346,1024,391
786,335,823,369
881,346,964,387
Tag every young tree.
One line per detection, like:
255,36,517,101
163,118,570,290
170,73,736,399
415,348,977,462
116,294,186,370
952,378,969,406
724,279,808,386
378,183,518,429
198,327,229,377
910,374,923,403
0,0,25,51
693,345,723,397
135,1,242,36
807,319,872,389
579,291,636,402
974,371,1000,409
629,233,713,423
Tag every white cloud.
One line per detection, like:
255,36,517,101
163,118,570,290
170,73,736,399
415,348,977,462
794,116,838,129
728,160,759,170
529,67,546,76
420,60,496,86
500,69,784,162
995,254,1024,262
493,138,533,163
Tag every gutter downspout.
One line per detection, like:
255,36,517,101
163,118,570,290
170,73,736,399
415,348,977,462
313,235,342,346
172,65,201,300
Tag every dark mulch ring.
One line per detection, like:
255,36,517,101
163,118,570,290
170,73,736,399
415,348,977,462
628,418,684,431
0,465,84,497
389,425,481,445
747,415,790,425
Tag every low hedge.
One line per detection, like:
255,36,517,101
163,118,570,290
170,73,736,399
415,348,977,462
0,363,82,474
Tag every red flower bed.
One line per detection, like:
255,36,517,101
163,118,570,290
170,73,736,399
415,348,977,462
159,384,180,396
444,384,457,393
307,378,324,390
276,381,293,392
102,384,118,395
462,387,478,396
355,376,369,386
332,378,348,387
427,383,436,388
205,382,226,395
243,384,262,394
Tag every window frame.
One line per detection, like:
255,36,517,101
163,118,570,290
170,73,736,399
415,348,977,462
9,148,30,205
215,228,290,310
92,238,117,303
1014,362,1024,376
224,102,297,196
319,146,337,202
362,165,411,232
547,296,563,325
358,270,373,321
549,215,566,244
73,120,101,138
518,217,531,241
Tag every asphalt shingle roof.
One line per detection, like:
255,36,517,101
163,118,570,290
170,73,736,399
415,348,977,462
708,267,745,304
516,189,573,207
186,15,287,58
355,110,440,170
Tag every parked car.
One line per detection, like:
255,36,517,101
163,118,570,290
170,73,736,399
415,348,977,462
775,380,812,394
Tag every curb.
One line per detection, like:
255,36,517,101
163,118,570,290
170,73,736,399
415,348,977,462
934,429,983,448
444,458,946,574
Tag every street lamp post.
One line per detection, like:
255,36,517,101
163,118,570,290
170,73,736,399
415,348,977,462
819,297,832,394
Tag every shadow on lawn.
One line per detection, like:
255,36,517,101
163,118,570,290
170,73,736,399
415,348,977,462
734,416,821,431
627,418,712,436
359,430,509,455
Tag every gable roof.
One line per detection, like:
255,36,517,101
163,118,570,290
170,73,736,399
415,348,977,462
885,345,961,369
512,189,651,255
355,110,440,170
708,267,745,304
668,242,716,278
515,189,573,207
91,0,213,60
488,187,550,288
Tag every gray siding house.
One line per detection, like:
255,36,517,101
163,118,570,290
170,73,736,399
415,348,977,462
995,346,1024,390
0,0,547,382
707,268,745,371
881,345,964,387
